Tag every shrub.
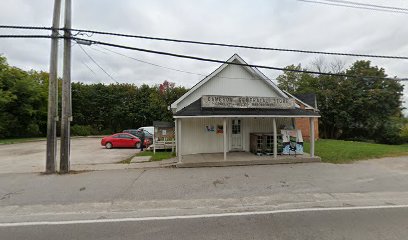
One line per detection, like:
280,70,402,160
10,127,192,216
26,123,41,137
71,125,94,136
374,118,404,145
400,123,408,143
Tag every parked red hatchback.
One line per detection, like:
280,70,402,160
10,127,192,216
101,133,144,149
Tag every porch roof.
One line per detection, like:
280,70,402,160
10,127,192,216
174,98,321,118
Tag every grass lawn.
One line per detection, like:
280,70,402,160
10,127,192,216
120,150,176,164
137,150,176,161
303,139,408,163
0,137,45,145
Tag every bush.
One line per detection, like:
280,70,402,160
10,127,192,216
374,118,404,145
26,123,41,137
71,125,94,136
400,123,408,143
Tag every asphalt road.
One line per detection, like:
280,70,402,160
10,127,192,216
1,207,407,240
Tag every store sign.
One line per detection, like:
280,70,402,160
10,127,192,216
201,95,295,109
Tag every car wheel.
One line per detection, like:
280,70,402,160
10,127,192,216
106,142,113,149
135,142,141,149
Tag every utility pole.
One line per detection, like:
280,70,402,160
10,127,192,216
60,0,72,173
46,0,62,174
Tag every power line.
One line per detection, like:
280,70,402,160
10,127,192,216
77,44,119,84
67,28,408,60
92,45,276,82
0,31,407,81
92,45,203,76
298,0,408,14
322,0,408,12
0,35,51,39
1,25,408,60
70,36,407,81
0,25,53,30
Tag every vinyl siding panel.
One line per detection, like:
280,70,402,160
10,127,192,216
180,118,225,155
177,62,280,112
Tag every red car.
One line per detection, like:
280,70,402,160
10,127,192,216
101,133,149,149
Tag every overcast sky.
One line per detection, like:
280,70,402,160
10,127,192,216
1,0,407,106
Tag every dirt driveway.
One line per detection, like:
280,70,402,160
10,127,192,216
0,138,139,174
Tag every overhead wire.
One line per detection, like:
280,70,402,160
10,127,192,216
0,27,407,81
77,43,119,84
67,28,408,60
91,45,203,76
321,0,408,12
1,25,408,60
69,36,407,81
91,45,279,82
298,0,408,14
0,35,51,39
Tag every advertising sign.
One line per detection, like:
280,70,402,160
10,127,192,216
201,95,296,109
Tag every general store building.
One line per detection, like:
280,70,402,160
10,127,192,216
171,54,320,166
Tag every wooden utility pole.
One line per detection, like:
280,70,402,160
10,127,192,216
60,0,72,173
46,0,62,174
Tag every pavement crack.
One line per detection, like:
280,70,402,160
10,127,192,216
115,170,147,200
0,190,23,201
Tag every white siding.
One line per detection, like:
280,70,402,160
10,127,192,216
180,118,225,155
177,60,280,112
180,117,293,155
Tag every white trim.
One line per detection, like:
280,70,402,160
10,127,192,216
2,205,408,227
171,54,288,110
283,90,315,110
177,119,182,163
223,118,227,161
310,117,315,157
273,118,277,159
174,115,321,119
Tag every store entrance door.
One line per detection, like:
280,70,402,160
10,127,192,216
231,119,242,150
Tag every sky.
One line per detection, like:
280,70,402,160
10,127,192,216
0,0,407,106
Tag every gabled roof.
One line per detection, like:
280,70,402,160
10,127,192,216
171,54,288,110
283,91,317,110
294,93,317,109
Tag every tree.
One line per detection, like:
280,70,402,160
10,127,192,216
0,55,48,138
341,60,403,142
276,59,404,143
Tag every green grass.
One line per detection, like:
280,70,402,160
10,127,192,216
119,150,176,164
137,150,176,161
303,139,408,163
0,137,45,145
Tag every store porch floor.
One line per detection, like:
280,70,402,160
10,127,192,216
176,151,321,168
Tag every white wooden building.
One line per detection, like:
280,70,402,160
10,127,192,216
171,54,320,164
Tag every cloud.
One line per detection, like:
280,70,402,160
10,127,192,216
0,0,407,106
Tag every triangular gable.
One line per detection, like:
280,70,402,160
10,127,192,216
171,54,288,112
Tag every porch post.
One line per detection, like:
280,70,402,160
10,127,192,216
223,118,227,161
273,117,277,158
310,117,315,157
177,118,182,163
174,119,177,155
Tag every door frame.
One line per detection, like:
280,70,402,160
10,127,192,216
229,118,243,151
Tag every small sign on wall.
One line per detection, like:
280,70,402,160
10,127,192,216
216,125,223,134
205,125,215,132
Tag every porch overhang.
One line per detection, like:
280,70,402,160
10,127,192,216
173,99,320,118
